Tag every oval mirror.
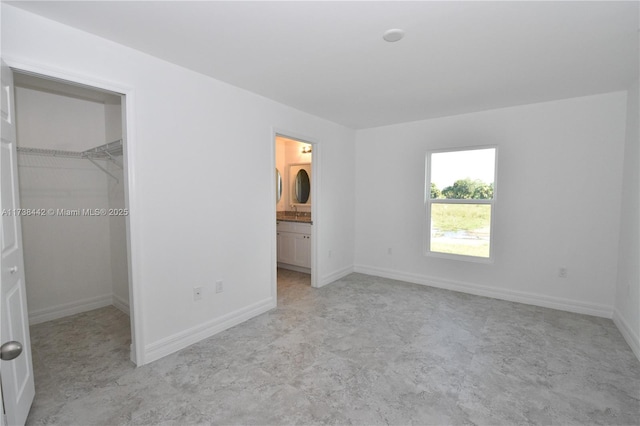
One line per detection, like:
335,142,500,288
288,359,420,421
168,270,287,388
275,168,282,203
295,169,310,203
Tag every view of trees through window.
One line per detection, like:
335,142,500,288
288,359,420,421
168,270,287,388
430,179,493,200
427,148,496,259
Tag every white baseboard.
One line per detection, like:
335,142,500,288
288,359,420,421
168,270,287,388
29,294,113,325
353,264,613,318
319,265,354,288
277,262,311,274
112,294,130,315
613,309,640,362
143,296,276,364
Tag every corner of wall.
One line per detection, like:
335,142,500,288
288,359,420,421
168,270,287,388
613,79,640,362
614,309,640,362
143,296,276,364
319,266,354,288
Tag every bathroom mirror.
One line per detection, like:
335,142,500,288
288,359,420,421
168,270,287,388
295,169,310,203
275,168,282,203
289,163,311,206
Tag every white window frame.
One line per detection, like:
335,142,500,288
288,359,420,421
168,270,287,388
424,145,498,263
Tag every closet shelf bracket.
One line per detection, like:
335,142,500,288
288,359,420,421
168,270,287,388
86,157,119,183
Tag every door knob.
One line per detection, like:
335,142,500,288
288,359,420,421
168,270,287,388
0,341,23,361
9,265,18,274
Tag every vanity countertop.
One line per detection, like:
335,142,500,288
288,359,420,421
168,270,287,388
277,212,312,224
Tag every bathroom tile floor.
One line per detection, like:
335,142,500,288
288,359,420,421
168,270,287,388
26,270,639,425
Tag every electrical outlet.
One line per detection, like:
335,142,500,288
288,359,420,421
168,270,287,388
558,267,568,278
193,287,203,301
216,280,223,293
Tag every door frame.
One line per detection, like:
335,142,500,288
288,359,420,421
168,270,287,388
272,128,320,292
3,57,144,366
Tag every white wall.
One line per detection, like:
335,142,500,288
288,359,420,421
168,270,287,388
15,87,114,324
106,161,128,313
2,4,356,363
105,101,129,313
355,92,627,317
614,79,640,359
15,86,106,151
104,100,122,143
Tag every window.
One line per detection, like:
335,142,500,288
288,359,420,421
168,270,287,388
426,147,497,260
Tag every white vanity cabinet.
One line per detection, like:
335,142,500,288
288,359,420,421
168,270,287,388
277,221,311,271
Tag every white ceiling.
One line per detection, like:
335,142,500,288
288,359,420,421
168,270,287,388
8,1,639,129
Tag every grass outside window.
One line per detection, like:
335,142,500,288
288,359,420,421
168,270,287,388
430,204,491,258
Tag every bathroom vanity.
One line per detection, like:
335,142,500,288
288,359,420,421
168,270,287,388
276,220,311,272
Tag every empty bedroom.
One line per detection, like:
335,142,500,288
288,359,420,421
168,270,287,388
0,1,638,425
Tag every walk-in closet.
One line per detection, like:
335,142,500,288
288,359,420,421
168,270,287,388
14,72,131,329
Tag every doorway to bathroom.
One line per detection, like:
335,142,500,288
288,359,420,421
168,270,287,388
274,134,315,290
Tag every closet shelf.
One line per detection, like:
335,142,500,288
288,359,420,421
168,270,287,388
17,139,123,182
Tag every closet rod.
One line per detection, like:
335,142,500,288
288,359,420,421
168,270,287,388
16,147,85,159
16,139,123,159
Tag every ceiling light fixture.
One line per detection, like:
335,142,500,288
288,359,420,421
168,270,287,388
383,29,405,42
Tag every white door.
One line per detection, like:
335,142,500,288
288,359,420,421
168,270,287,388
1,60,35,426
